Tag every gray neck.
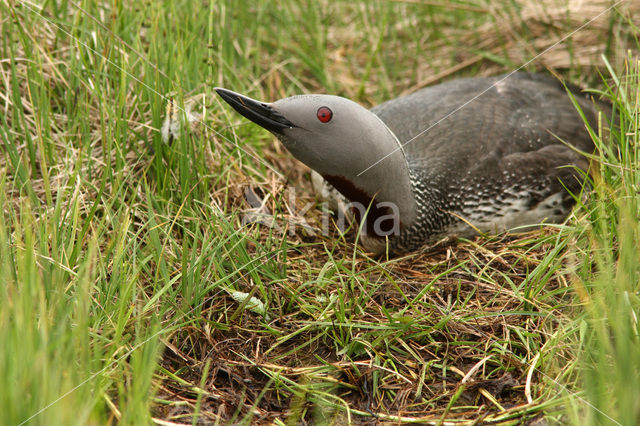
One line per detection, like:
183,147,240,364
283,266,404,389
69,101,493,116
316,114,420,233
277,111,420,230
354,145,418,229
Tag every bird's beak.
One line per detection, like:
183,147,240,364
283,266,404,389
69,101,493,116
215,88,296,133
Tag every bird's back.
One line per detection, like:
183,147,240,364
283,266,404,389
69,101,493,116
372,72,602,175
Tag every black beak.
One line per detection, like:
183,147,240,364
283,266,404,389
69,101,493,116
215,88,296,134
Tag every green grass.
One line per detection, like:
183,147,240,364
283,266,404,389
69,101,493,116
0,0,639,424
559,56,640,424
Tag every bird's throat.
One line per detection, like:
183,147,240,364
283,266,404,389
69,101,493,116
322,174,399,236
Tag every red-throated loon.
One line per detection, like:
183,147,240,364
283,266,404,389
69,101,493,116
216,73,606,254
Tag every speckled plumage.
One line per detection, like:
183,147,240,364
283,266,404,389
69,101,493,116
365,73,603,252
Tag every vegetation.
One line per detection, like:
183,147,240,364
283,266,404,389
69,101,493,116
0,0,638,424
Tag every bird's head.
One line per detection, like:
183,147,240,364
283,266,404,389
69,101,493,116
215,88,418,238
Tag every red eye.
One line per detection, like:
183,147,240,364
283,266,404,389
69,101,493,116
316,106,333,123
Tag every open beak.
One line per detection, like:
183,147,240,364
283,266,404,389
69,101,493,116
215,88,296,134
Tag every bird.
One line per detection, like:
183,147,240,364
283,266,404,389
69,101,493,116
215,72,606,254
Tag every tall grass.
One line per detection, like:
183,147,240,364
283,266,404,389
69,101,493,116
561,56,640,425
0,0,638,424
